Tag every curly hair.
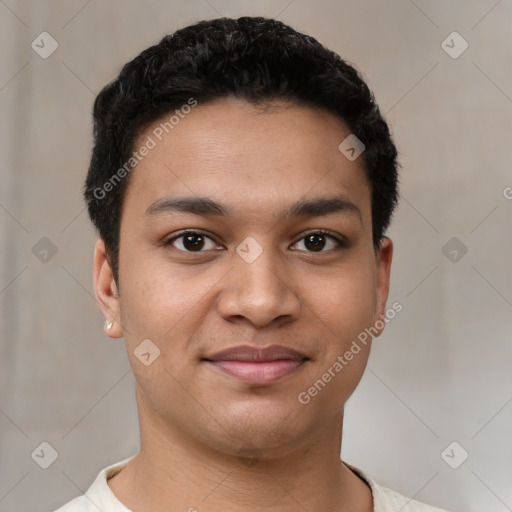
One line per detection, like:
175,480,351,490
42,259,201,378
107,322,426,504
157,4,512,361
84,16,399,285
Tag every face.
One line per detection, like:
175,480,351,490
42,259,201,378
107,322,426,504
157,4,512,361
94,97,392,459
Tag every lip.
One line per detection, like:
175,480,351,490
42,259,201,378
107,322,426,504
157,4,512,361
205,344,307,362
203,344,309,385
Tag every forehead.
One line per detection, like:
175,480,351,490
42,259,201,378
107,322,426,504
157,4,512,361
123,97,371,223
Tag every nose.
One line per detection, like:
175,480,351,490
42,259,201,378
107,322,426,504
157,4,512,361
216,245,302,329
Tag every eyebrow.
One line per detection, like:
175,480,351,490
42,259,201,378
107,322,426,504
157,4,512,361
145,195,362,222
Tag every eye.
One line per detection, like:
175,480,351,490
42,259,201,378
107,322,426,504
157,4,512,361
291,231,347,253
165,230,221,252
165,229,347,254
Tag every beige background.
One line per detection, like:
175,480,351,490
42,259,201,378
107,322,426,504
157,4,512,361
1,1,511,511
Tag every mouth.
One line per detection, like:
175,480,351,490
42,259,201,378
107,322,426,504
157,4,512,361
202,344,310,385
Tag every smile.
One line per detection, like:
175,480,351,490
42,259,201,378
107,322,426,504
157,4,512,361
204,359,308,385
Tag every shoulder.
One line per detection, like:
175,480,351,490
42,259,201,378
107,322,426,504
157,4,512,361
53,456,135,512
54,494,94,512
371,482,451,512
345,463,452,512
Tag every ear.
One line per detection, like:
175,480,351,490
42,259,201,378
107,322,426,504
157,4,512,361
93,238,123,338
372,236,393,336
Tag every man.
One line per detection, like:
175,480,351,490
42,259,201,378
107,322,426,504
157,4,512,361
56,16,451,512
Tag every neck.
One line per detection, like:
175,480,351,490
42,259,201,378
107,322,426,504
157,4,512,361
108,401,373,512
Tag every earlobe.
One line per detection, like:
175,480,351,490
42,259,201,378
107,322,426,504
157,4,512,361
373,236,393,336
93,238,123,338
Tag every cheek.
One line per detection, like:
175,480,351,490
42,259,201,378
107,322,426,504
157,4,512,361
120,268,197,341
118,250,220,375
118,236,193,324
117,265,202,408
298,269,375,411
308,262,377,337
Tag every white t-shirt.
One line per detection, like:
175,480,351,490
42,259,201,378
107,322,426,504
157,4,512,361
54,457,451,512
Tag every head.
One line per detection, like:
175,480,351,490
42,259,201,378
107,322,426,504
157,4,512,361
89,17,399,460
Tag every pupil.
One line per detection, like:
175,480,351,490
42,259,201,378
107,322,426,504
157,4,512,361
184,233,204,251
305,233,325,251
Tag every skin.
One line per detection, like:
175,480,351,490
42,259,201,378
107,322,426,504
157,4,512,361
93,96,393,512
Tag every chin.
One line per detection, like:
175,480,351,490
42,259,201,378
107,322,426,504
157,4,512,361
212,404,308,451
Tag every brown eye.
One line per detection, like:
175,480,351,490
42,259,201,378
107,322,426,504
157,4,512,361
166,231,218,252
304,233,327,251
183,233,206,251
291,231,346,253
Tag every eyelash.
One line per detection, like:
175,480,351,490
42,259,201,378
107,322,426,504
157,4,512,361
164,229,348,253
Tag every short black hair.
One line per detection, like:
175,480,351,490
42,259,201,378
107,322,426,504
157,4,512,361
84,16,399,286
